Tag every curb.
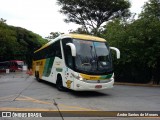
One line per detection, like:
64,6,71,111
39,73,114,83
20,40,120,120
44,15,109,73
114,82,160,87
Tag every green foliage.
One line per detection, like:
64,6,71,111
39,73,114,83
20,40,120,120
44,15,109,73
45,32,64,39
0,20,47,68
103,0,160,83
57,0,131,35
69,26,89,34
139,0,160,19
0,18,7,24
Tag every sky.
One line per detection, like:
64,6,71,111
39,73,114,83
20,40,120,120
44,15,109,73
0,0,148,38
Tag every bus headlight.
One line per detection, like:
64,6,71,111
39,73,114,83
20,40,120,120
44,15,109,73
112,73,114,78
79,77,83,81
71,73,83,81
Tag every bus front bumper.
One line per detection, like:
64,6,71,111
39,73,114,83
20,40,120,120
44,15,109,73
73,78,114,91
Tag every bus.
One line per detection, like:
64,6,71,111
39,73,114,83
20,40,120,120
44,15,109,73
0,60,24,72
32,34,120,91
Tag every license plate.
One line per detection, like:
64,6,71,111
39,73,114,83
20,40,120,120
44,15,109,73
95,85,102,88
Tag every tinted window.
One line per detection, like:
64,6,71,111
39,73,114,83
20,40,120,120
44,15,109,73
33,40,62,60
62,38,73,68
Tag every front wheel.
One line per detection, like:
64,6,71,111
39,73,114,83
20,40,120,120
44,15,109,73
56,76,65,91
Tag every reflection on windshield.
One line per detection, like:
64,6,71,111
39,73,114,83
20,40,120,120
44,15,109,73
73,39,113,75
17,61,24,68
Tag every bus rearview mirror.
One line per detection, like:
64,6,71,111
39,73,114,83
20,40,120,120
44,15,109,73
66,43,76,57
110,47,120,59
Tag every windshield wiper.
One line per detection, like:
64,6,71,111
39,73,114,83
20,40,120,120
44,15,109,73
92,43,108,71
90,45,98,71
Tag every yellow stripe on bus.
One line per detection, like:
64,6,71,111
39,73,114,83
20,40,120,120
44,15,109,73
34,34,106,53
63,34,106,42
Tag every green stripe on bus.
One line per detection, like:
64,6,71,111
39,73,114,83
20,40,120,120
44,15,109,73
100,74,113,79
43,57,55,77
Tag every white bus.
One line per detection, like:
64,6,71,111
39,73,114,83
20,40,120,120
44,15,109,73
32,34,120,91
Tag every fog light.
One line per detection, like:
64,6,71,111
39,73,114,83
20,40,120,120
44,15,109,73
76,84,80,87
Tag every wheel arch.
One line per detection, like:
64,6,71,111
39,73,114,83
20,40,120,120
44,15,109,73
56,73,63,84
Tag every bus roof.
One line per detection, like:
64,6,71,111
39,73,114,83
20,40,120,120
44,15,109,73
34,34,106,53
62,34,106,42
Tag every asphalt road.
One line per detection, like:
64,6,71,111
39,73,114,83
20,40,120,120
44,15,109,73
0,72,160,120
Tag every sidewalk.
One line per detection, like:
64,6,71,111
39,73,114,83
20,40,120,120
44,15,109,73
115,82,160,87
0,71,29,79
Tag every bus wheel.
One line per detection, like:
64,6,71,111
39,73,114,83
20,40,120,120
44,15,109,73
35,72,40,82
56,75,65,91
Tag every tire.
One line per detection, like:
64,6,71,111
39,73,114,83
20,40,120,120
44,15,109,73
56,75,65,91
35,71,41,82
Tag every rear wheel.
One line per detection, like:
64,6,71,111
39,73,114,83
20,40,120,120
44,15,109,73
56,75,65,91
35,71,41,82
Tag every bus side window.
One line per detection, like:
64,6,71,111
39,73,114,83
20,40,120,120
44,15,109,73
46,44,55,58
54,41,62,59
66,46,73,68
62,38,73,69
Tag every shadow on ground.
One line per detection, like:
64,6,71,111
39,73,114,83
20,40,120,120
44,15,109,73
37,79,111,98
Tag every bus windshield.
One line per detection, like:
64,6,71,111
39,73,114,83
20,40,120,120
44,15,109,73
73,39,113,75
17,61,24,68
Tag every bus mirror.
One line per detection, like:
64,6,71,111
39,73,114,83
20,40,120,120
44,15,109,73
110,47,120,59
66,43,76,56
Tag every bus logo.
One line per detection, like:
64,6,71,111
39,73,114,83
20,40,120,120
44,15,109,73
2,112,11,117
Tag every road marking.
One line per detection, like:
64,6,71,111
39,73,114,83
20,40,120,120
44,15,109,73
16,95,52,105
17,95,95,111
0,94,18,101
0,94,97,111
0,107,94,111
0,107,56,111
59,104,96,111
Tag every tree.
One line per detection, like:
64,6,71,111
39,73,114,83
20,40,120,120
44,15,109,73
139,0,160,84
102,0,160,83
0,21,47,68
69,26,88,34
45,32,64,39
0,18,6,23
57,0,131,35
139,0,160,19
